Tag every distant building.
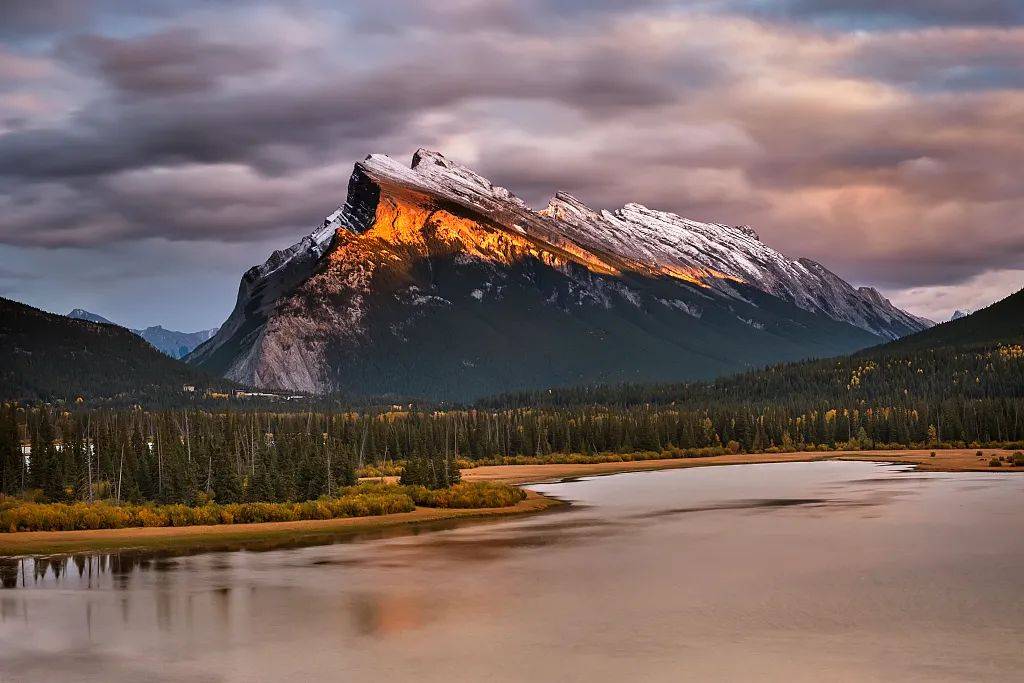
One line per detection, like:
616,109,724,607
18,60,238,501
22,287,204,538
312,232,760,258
182,384,196,393
234,391,282,399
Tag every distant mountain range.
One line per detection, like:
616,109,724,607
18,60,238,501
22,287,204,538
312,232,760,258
2,298,227,401
67,309,217,359
188,149,931,400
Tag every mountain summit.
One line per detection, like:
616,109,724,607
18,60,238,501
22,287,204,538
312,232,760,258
67,309,219,359
189,150,930,399
67,308,115,325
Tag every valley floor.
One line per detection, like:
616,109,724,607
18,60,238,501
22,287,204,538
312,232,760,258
2,449,1020,556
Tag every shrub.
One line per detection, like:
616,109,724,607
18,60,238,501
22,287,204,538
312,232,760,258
0,480,526,533
227,502,298,524
408,481,526,509
1012,452,1024,467
356,461,404,478
989,458,1002,467
131,507,168,527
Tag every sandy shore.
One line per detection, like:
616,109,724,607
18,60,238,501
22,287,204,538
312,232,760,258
834,448,1024,472
3,448,1019,556
462,452,836,484
462,448,1024,484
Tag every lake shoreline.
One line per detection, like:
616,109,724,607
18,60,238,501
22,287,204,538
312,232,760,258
3,449,1020,556
461,448,1024,485
0,490,564,556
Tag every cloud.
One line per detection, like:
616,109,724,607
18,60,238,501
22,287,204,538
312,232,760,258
0,47,54,82
840,28,1024,91
889,269,1024,322
1,16,727,182
58,28,278,96
0,0,97,39
0,1,1021,326
736,0,1024,28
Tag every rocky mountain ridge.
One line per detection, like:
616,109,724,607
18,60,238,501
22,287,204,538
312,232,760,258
189,149,931,399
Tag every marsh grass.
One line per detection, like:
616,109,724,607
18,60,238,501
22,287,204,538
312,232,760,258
0,481,524,533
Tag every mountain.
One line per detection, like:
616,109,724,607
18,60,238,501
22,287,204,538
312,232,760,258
189,149,930,400
882,288,1022,352
485,288,1024,410
2,297,228,401
133,325,219,359
67,309,218,359
67,308,116,325
950,309,970,321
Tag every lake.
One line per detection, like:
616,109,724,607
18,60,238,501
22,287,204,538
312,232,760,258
2,461,1023,682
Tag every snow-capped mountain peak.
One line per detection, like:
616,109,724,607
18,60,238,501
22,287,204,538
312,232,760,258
342,151,931,339
190,149,933,397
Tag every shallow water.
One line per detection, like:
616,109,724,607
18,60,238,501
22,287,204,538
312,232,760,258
2,461,1023,682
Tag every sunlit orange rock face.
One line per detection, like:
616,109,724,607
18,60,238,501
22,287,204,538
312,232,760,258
330,190,621,278
655,264,741,288
319,155,751,292
327,180,745,292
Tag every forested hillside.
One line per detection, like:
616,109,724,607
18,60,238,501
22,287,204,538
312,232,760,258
881,287,1023,351
464,289,1024,452
484,289,1024,410
0,297,231,403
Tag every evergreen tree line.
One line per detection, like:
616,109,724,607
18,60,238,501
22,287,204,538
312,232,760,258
0,408,361,505
4,392,1024,505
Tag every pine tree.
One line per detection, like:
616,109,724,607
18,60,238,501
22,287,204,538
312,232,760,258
0,407,22,495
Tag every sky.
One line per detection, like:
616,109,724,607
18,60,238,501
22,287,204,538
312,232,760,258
0,0,1022,330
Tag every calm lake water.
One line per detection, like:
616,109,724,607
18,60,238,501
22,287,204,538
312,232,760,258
2,461,1023,682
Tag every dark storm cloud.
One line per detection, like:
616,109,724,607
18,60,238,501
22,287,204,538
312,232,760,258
59,28,278,96
0,81,400,179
